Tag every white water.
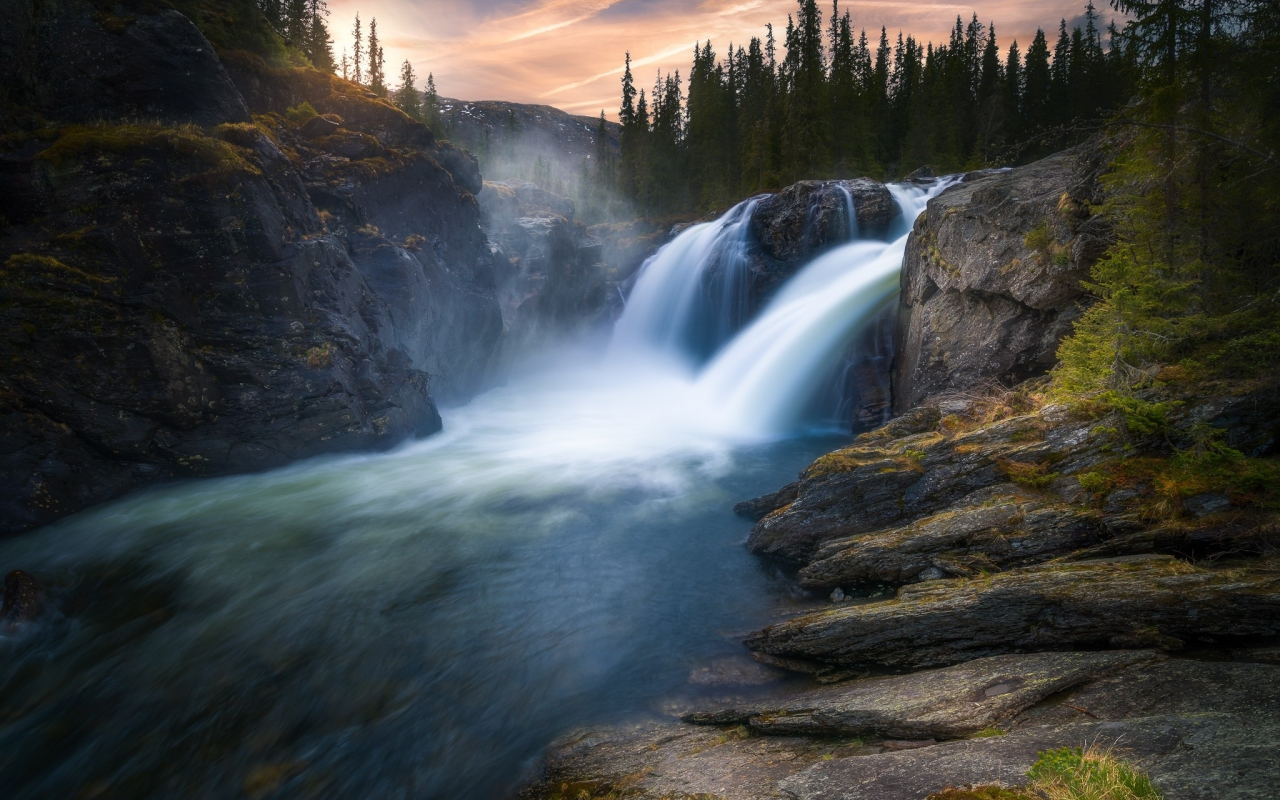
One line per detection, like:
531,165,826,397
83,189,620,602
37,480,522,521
610,198,761,365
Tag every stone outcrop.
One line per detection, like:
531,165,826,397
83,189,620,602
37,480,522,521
747,555,1280,670
520,656,1280,800
684,651,1155,739
893,149,1112,411
0,4,502,532
749,179,898,295
479,180,615,359
745,402,1111,563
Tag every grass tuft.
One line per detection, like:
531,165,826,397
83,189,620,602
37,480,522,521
1026,745,1163,800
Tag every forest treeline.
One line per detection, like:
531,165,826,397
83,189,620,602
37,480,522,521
610,1,1136,215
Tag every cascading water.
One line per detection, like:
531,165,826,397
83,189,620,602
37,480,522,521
837,183,858,240
610,197,761,365
694,181,947,437
0,176,953,799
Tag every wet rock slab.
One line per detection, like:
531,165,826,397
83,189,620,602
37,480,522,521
683,651,1155,739
746,555,1280,670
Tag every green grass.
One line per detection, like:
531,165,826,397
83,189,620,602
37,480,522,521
926,746,1164,800
1026,746,1163,800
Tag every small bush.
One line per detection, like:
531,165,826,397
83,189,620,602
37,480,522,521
1026,746,1163,800
998,458,1059,490
1025,221,1055,252
286,101,318,123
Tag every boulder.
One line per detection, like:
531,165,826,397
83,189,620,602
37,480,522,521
751,179,898,266
298,113,342,138
893,149,1112,411
746,555,1280,670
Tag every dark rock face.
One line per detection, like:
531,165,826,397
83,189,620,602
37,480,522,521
479,180,615,361
2,569,44,627
0,1,250,127
0,7,502,532
893,150,1111,411
747,555,1280,670
751,179,897,270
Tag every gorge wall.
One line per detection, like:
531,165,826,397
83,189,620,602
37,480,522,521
0,1,500,533
893,149,1112,411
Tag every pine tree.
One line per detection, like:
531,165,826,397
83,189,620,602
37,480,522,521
352,13,363,84
423,73,441,130
394,60,420,119
1023,28,1052,138
304,0,334,72
367,19,386,96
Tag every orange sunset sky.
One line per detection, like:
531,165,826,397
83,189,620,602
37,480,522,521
325,0,1117,119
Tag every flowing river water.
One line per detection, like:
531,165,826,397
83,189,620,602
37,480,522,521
0,182,945,798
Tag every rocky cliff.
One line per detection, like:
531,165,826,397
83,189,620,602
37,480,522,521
893,150,1111,411
0,0,501,533
479,180,616,359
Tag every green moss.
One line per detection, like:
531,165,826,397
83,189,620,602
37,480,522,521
37,123,260,178
997,458,1059,490
969,727,1007,738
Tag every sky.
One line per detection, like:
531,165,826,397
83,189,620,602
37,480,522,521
325,0,1113,120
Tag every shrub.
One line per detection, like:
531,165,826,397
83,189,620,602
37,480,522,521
286,101,318,123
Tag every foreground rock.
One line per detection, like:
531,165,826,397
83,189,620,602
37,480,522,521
747,555,1280,670
798,486,1103,589
684,651,1154,739
893,149,1112,411
521,658,1280,800
746,403,1109,563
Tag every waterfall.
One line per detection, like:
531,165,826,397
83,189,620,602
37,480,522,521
610,198,761,365
837,184,858,240
694,181,950,438
608,177,951,438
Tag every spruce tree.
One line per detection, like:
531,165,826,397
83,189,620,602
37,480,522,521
394,60,420,119
352,13,363,84
368,19,386,96
423,73,441,130
1023,28,1052,138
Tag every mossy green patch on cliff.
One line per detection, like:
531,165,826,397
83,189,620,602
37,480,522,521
37,123,261,179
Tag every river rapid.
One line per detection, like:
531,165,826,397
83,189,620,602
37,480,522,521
0,181,945,798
